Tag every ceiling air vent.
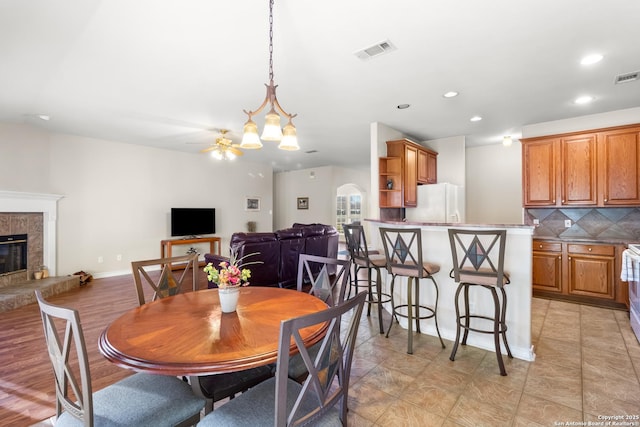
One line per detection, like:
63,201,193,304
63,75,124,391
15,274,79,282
614,71,639,84
354,40,396,61
305,150,318,154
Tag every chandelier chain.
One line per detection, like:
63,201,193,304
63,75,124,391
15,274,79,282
268,0,274,82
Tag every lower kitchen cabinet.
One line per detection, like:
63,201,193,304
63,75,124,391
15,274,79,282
532,239,627,308
567,243,615,300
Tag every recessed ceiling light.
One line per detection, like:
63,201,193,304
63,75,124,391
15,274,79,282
37,115,50,121
396,104,410,109
443,91,459,98
580,54,603,65
574,95,594,104
470,116,482,122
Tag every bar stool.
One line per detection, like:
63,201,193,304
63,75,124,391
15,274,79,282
379,227,445,354
448,229,513,376
343,224,391,334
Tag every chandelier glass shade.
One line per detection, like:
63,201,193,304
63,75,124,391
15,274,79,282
240,0,299,151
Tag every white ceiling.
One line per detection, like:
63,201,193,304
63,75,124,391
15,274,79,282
1,0,639,171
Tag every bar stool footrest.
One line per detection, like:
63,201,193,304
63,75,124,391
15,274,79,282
394,304,436,321
456,314,508,335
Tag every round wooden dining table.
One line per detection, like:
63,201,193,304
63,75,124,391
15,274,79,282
98,287,328,377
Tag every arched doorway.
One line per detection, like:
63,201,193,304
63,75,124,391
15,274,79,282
336,183,365,234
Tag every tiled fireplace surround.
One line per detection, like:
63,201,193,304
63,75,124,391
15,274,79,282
0,212,44,287
525,207,640,241
0,191,79,312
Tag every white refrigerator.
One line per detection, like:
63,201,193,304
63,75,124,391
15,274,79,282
405,183,465,223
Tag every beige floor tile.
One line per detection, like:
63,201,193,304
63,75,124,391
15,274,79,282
582,346,637,384
583,376,640,407
380,351,432,377
375,399,446,427
447,395,514,427
460,378,522,414
548,300,581,313
417,362,473,394
399,382,459,418
515,393,583,426
434,344,487,375
583,380,640,417
523,359,583,411
534,336,582,369
581,331,628,354
472,354,531,389
348,381,394,423
357,364,416,397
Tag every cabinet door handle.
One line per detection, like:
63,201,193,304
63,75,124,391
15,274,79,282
562,199,565,203
568,256,572,260
604,198,608,202
558,256,561,260
539,244,543,248
588,247,592,252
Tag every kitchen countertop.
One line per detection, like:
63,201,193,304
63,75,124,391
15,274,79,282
366,219,534,230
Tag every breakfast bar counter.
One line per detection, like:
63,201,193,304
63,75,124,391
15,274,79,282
366,219,536,361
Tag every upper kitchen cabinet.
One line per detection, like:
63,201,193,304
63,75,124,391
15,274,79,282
522,138,558,206
417,148,438,184
599,126,640,205
383,139,438,208
521,124,640,207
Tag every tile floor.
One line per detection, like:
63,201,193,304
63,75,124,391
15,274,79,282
344,297,640,426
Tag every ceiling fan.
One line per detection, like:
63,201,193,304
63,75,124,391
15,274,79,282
200,130,243,160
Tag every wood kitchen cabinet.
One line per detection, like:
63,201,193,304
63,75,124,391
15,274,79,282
532,239,627,308
521,124,640,207
532,240,562,293
599,127,640,205
567,243,615,300
382,139,438,208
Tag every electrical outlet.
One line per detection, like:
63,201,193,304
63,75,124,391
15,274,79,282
98,256,103,263
564,219,572,228
116,254,122,261
533,219,540,225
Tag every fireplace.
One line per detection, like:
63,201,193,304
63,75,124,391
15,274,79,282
0,234,28,276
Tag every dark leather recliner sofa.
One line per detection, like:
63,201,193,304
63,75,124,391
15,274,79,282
204,223,339,288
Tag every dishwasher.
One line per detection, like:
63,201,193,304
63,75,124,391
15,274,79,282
622,244,640,343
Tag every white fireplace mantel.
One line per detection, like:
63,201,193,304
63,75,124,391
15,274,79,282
0,190,64,276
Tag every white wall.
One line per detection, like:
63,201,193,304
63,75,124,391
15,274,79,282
0,124,273,277
273,165,370,231
465,143,523,224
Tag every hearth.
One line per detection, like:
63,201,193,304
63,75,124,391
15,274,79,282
0,234,27,276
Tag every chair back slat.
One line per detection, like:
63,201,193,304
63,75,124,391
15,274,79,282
35,290,93,426
131,253,198,306
296,254,349,306
448,229,508,287
343,224,372,266
274,291,366,426
379,227,426,278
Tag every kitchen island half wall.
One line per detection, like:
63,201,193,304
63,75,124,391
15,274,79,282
366,220,535,361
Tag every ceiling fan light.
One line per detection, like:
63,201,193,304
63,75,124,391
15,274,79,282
212,149,223,160
240,120,263,149
278,123,299,151
226,151,237,160
261,111,283,141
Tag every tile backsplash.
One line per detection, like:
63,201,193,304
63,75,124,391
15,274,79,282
525,208,640,242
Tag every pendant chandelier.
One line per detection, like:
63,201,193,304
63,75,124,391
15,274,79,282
240,0,299,151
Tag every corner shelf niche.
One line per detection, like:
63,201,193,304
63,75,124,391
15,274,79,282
379,157,402,208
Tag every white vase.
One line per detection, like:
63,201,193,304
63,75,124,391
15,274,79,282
219,287,240,313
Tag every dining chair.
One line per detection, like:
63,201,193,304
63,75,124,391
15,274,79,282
343,223,391,334
35,290,205,427
448,229,513,375
379,227,445,354
131,253,199,306
288,254,350,383
197,291,367,427
131,254,273,413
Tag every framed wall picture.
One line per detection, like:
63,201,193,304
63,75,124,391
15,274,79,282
297,197,309,210
245,197,261,211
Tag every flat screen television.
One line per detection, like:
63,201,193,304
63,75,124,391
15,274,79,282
171,208,216,237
